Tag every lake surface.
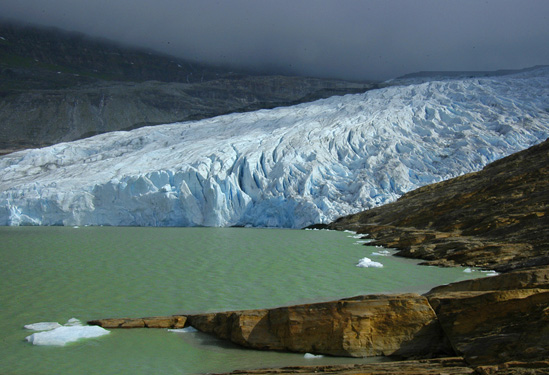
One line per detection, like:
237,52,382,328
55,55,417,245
0,226,486,375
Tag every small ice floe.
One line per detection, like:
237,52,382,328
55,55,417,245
304,353,324,359
24,322,62,331
463,268,473,273
24,318,109,346
167,326,198,333
73,226,79,229
356,257,383,268
354,239,374,244
371,250,391,256
482,270,499,276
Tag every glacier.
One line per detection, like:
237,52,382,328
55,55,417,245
1,67,549,228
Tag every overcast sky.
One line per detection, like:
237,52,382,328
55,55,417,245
1,0,548,80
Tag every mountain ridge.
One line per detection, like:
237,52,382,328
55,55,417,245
0,21,375,154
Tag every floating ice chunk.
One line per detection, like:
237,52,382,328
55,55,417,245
24,322,62,331
25,325,110,346
371,250,392,256
65,318,83,326
304,353,324,359
463,268,473,273
167,326,198,333
356,257,383,268
482,270,499,276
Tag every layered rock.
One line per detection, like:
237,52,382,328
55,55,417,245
424,266,549,366
214,357,476,375
186,294,451,358
326,138,549,272
88,315,187,329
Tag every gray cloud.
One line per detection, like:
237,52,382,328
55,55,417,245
1,0,548,80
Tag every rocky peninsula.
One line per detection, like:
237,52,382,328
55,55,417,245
89,139,549,374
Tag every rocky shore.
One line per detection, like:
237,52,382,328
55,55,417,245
88,139,549,374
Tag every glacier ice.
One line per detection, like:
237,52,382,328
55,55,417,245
1,67,549,228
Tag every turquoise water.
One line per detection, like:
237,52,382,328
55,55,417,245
0,227,484,374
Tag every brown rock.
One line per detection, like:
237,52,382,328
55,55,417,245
427,288,549,366
187,294,452,358
88,315,187,329
476,361,549,375
213,357,475,375
426,265,549,295
326,138,549,271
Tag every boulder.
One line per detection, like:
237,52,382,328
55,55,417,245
427,288,549,366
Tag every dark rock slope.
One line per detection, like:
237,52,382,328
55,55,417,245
0,22,375,154
325,138,549,272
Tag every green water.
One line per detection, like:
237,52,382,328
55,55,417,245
0,226,485,375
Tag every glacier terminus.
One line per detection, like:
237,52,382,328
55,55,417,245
1,67,548,228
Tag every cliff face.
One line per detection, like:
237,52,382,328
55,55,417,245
325,138,549,272
0,22,374,154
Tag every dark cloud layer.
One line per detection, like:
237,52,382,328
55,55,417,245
1,0,548,80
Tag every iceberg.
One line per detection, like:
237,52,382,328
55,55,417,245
24,322,62,331
1,67,549,228
24,318,110,346
304,353,324,359
356,257,384,268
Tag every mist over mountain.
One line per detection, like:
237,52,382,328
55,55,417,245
0,22,375,154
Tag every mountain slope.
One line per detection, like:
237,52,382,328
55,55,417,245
326,138,549,271
1,67,549,228
0,22,374,153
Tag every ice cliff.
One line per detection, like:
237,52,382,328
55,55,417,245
1,67,548,228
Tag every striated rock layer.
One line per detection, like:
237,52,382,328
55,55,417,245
324,138,549,272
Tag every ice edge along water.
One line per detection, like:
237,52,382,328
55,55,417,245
1,67,548,228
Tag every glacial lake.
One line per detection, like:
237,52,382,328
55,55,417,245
0,226,487,375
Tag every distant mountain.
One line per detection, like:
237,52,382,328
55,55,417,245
1,66,548,228
0,22,375,153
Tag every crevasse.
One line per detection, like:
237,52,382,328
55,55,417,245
1,67,549,228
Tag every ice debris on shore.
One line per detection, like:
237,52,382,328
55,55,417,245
24,318,110,346
2,67,549,228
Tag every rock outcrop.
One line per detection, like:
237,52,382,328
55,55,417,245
425,266,549,366
89,266,549,373
325,138,549,272
213,357,476,375
88,315,187,329
186,294,451,358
